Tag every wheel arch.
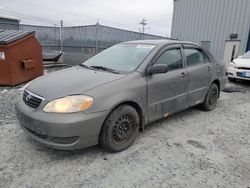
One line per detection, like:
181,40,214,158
101,100,145,134
114,101,144,130
98,100,145,148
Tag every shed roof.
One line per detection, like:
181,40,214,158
0,30,33,45
0,16,20,22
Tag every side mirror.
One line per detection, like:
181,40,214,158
147,64,168,75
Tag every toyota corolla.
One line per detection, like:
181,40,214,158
15,40,226,152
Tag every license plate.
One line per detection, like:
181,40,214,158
242,72,250,77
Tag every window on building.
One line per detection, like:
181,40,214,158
154,48,183,71
184,48,210,66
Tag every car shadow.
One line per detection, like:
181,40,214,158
223,79,250,93
27,137,106,158
142,107,197,134
234,79,250,87
29,107,198,158
228,79,250,86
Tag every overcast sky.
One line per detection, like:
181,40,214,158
0,0,173,36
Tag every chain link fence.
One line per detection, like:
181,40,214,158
19,24,168,65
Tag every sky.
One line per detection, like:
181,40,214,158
0,0,173,37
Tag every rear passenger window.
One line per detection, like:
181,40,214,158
155,48,183,71
184,48,210,66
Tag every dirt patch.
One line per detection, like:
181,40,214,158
0,73,250,188
187,140,206,149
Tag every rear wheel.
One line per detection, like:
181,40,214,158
99,105,139,152
228,77,237,82
201,83,219,111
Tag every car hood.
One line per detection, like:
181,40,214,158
27,66,125,100
234,58,250,68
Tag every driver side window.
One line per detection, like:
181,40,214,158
154,48,183,71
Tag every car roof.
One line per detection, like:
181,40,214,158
123,39,199,46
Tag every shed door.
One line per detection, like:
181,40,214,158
223,41,240,65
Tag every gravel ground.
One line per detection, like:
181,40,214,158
0,68,250,188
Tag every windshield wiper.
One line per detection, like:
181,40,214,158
79,64,95,70
90,66,120,74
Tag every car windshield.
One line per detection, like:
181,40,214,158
241,51,250,59
82,43,155,72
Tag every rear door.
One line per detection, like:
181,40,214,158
183,45,213,106
147,45,188,122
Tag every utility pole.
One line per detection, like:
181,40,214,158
59,20,63,63
139,18,147,39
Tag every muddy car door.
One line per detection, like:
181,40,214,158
182,45,213,106
147,45,188,122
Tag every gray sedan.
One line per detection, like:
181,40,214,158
15,40,226,152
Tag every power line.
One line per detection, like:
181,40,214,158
0,9,57,23
62,0,136,20
0,9,58,26
60,0,143,29
0,6,164,36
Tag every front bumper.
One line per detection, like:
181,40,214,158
15,97,109,150
227,67,250,80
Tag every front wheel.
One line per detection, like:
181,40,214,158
201,83,219,111
99,105,139,152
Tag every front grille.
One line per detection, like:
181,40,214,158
238,67,250,70
23,90,43,108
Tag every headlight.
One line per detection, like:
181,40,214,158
229,62,236,68
43,95,93,113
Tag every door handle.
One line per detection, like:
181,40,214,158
207,66,211,71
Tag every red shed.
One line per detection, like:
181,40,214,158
0,30,43,86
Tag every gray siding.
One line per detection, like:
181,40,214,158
171,0,250,60
0,17,19,30
19,24,167,65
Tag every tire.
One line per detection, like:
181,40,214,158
201,83,219,111
228,77,237,82
99,105,139,152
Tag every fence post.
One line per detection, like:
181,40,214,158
59,20,64,63
95,22,99,54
